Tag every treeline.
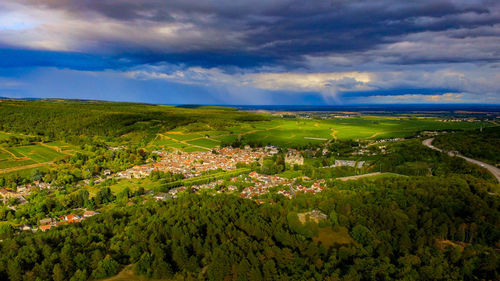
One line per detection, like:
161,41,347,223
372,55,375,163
0,136,43,147
433,126,500,165
0,175,499,280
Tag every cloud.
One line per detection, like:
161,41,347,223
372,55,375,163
123,62,500,100
0,0,499,104
0,0,498,68
125,65,374,100
348,92,471,104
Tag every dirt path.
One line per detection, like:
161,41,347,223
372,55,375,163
39,142,74,155
160,134,211,151
337,172,382,181
0,162,54,174
0,147,19,159
238,125,282,140
330,129,338,141
368,132,382,139
423,138,500,183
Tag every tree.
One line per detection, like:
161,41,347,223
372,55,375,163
351,224,372,246
31,169,43,182
52,264,65,281
92,257,119,279
70,269,87,281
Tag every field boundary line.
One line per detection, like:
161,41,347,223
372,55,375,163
0,147,19,159
0,161,54,174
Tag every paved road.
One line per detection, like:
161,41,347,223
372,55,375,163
423,138,500,183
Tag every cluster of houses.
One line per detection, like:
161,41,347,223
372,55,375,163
285,149,304,165
297,209,328,223
439,118,480,123
152,169,328,202
1,180,55,206
116,146,279,179
36,210,99,232
326,160,366,169
239,171,326,199
371,138,404,145
0,188,27,206
16,180,52,193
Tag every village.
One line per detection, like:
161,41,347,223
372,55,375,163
238,171,326,199
115,146,280,179
154,170,326,201
0,145,372,233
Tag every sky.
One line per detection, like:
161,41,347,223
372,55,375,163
0,0,499,105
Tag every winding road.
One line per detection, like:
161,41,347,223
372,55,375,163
423,138,500,183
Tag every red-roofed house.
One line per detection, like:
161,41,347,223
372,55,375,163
40,225,52,232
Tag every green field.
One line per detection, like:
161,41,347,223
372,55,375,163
0,149,11,161
152,116,490,150
0,159,37,169
187,138,220,148
313,226,355,248
0,143,70,174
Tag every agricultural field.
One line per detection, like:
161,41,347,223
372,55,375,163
150,115,491,151
0,141,77,174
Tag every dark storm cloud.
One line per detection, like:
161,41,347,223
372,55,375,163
0,48,127,70
1,0,499,104
12,0,500,68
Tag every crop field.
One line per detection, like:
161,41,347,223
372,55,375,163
0,149,11,161
151,115,490,151
0,142,76,174
186,138,220,148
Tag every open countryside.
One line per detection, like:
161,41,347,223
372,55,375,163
152,116,489,151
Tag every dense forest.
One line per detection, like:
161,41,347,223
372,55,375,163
0,99,266,144
433,127,500,166
0,175,499,281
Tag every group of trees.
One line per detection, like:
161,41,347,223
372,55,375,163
0,174,498,280
433,126,500,165
0,136,42,147
373,139,496,182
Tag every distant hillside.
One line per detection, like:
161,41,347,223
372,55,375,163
0,99,267,144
